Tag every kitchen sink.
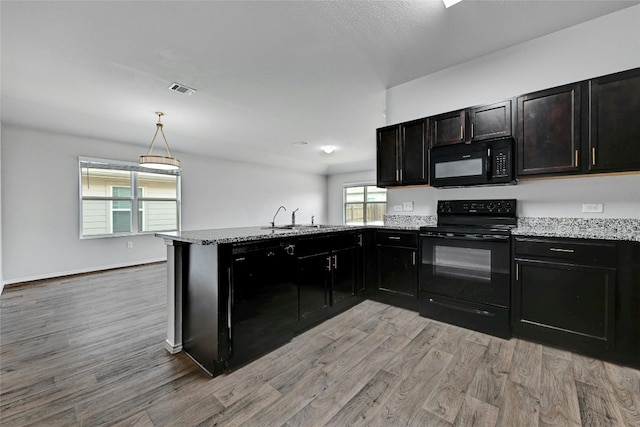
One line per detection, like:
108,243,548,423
261,224,338,231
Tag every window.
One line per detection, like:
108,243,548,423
79,158,180,238
344,185,386,225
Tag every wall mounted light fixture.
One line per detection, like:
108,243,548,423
139,112,180,170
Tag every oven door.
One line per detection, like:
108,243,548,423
419,231,510,308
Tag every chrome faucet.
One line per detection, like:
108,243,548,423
271,205,286,228
291,208,299,226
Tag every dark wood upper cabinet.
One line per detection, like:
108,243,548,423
376,125,400,186
431,110,466,147
588,68,640,172
516,83,582,176
376,118,428,187
469,100,513,141
432,100,513,147
401,118,428,185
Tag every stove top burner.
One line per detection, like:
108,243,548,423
423,199,518,235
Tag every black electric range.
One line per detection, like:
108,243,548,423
418,199,517,338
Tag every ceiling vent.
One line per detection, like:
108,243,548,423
168,82,197,95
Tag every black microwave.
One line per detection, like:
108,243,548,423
429,137,515,188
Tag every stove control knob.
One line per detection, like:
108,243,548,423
487,202,495,211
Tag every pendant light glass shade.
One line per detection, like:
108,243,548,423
140,112,180,170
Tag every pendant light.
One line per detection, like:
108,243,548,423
139,112,180,170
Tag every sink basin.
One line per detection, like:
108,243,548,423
261,224,337,231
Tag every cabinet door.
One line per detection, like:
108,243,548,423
297,253,331,322
331,247,356,308
401,118,429,184
589,68,640,172
469,100,512,141
431,110,466,147
377,245,418,297
517,83,582,176
377,125,400,186
513,260,616,349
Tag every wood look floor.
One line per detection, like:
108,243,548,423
2,263,639,426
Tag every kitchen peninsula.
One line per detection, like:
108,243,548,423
157,225,369,375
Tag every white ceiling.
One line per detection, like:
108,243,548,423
2,0,638,174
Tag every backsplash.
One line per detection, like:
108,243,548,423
383,214,640,241
384,215,437,228
514,217,640,242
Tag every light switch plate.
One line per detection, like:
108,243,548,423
393,205,403,212
403,201,414,212
582,203,604,213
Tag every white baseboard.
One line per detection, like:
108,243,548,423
2,258,167,287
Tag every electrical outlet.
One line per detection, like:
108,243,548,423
127,241,133,249
393,205,403,212
403,201,414,212
582,203,604,213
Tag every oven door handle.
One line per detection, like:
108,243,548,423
428,298,495,317
420,233,510,242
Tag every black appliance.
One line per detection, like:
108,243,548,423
429,137,514,188
419,199,517,338
182,239,298,376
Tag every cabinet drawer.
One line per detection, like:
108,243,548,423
295,232,356,257
515,237,617,267
376,230,418,247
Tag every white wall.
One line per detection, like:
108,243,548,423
327,170,376,225
381,5,640,219
388,175,640,219
1,125,327,284
0,121,3,293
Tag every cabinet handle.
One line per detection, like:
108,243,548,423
326,256,332,271
333,254,338,270
388,236,401,240
515,263,519,281
471,123,474,138
460,125,464,141
592,147,596,166
227,268,233,340
550,247,575,253
412,251,416,266
574,149,579,168
400,169,403,182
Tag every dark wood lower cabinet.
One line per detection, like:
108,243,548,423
513,259,616,352
295,233,359,329
613,241,640,366
371,230,419,311
297,251,331,326
512,236,639,368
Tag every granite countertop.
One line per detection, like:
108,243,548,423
156,217,640,245
156,225,369,245
512,218,640,242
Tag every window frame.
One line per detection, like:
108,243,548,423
343,183,387,226
79,157,181,239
